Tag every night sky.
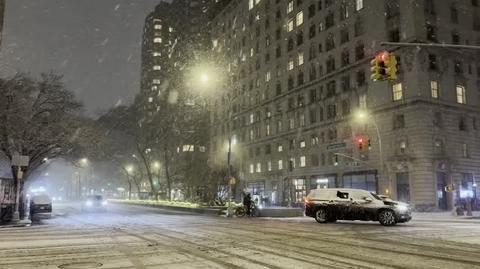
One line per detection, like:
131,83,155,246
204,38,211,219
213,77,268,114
0,0,163,116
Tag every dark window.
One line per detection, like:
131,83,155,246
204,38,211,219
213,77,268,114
265,144,272,154
311,154,319,166
454,61,463,74
389,28,400,42
341,76,350,92
297,71,304,86
428,54,437,70
309,64,317,81
341,99,350,115
341,50,350,67
354,18,364,36
287,38,294,51
288,97,295,110
426,24,437,41
276,28,281,39
325,12,334,29
356,70,366,86
276,82,282,96
288,76,294,90
309,89,317,103
355,43,365,61
297,31,304,46
340,28,349,43
393,114,405,129
452,32,460,44
276,45,282,58
424,0,435,15
327,104,337,119
386,0,400,18
326,33,335,51
326,80,336,97
308,4,315,17
459,117,467,131
276,10,281,21
309,24,316,38
326,56,335,73
473,0,479,6
309,44,317,59
318,0,322,10
450,4,458,23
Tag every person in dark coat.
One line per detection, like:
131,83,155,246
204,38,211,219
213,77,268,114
243,193,252,216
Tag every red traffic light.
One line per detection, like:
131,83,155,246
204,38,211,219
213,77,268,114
377,51,389,63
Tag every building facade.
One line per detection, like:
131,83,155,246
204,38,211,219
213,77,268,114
207,0,480,210
0,0,5,47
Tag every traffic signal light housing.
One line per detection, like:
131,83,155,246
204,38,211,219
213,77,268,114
356,136,365,151
370,51,397,81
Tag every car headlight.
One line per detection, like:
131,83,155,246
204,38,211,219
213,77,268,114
396,204,408,212
102,200,108,206
86,200,93,207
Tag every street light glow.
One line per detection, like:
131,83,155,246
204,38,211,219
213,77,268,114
126,165,134,173
200,74,209,83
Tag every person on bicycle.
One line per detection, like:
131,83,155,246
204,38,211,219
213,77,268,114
243,193,252,216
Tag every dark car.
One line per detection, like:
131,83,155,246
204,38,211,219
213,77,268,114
305,188,412,226
30,194,52,217
81,195,108,212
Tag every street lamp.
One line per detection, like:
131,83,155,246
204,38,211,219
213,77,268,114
354,110,388,195
125,165,134,200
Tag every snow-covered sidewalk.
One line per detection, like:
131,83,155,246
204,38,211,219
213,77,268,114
412,211,480,222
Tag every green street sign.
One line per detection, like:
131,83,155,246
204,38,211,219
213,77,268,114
327,142,347,151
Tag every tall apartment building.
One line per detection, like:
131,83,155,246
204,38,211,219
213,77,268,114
207,0,480,210
0,0,5,47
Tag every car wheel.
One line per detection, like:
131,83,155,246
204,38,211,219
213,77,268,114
315,208,328,223
378,210,396,226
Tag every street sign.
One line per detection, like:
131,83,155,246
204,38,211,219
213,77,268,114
327,142,347,151
11,154,29,167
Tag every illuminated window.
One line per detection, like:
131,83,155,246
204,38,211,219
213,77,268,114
267,161,272,171
152,79,161,84
278,160,283,170
154,24,162,30
456,85,466,104
153,65,161,71
266,71,271,82
287,19,294,32
249,0,254,10
431,80,439,99
250,164,254,173
298,52,304,66
392,83,403,101
256,163,262,172
182,145,194,152
287,1,293,13
148,97,153,103
250,113,254,123
288,59,294,70
296,11,304,26
300,140,306,148
356,0,363,11
152,52,161,57
300,156,306,167
168,27,173,32
153,37,162,43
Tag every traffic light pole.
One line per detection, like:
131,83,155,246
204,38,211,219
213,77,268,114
380,42,480,50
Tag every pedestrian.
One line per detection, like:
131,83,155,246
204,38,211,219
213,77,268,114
243,193,252,216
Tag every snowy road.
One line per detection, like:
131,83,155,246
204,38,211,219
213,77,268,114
1,203,480,269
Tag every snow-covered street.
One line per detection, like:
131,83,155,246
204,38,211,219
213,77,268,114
1,203,480,269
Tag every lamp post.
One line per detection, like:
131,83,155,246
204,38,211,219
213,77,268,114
125,165,134,200
355,111,389,195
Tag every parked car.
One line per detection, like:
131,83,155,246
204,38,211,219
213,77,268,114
81,195,107,212
305,188,412,226
30,194,52,217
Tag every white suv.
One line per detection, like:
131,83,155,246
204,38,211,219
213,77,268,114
305,188,411,226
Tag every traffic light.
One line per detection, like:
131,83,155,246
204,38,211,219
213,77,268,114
356,137,364,150
370,51,398,81
368,139,372,150
385,53,398,81
334,155,339,166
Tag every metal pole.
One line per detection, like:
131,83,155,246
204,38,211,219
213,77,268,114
11,167,21,221
226,136,232,217
381,42,480,50
370,119,388,195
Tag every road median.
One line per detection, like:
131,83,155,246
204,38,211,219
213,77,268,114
109,199,225,216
